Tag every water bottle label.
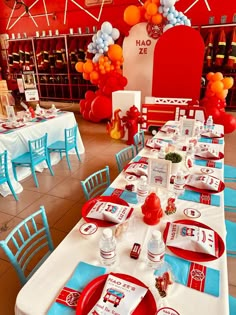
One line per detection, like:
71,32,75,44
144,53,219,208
100,249,116,260
137,188,148,197
148,250,165,262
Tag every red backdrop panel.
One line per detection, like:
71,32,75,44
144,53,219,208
152,26,205,101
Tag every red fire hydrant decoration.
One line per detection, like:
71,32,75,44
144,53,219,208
122,105,144,145
141,192,163,225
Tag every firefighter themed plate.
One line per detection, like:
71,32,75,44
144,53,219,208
123,161,148,178
76,273,157,315
184,174,225,194
2,122,25,129
195,151,224,161
81,196,132,227
163,219,225,262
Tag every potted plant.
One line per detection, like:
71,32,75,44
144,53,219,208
165,152,182,174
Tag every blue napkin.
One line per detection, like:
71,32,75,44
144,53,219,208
155,254,220,297
132,155,148,163
179,189,220,206
224,187,236,212
199,137,223,144
194,159,222,169
224,165,236,182
47,262,106,315
102,187,138,204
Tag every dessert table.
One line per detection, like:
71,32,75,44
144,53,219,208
0,111,85,197
14,121,229,315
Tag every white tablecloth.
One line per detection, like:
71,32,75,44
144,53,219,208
14,122,229,315
0,112,84,197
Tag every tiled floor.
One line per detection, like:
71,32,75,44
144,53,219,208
0,111,236,314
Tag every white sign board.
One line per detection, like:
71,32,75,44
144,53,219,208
123,23,157,104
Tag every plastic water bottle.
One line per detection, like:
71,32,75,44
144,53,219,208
147,230,165,269
173,171,186,197
206,115,214,131
99,228,116,266
137,175,149,204
158,146,166,159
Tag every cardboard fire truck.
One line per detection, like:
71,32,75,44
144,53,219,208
141,97,206,135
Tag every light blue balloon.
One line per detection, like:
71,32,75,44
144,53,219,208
174,10,178,17
102,33,109,40
179,11,184,18
172,17,177,24
101,21,113,35
167,13,174,21
96,37,103,44
185,19,191,26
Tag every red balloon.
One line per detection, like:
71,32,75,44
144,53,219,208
222,112,236,134
82,110,91,121
85,90,95,100
91,95,112,120
89,110,101,123
85,99,92,112
79,99,86,113
205,106,222,122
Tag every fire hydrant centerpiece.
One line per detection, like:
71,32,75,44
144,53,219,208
141,192,163,225
122,105,144,145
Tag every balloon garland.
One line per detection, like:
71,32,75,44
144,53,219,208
123,0,191,32
75,21,127,122
200,72,236,134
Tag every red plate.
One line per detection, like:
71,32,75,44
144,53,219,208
185,175,225,194
195,151,224,160
2,123,25,129
123,161,148,177
82,196,131,227
201,133,224,139
163,219,225,262
76,273,157,315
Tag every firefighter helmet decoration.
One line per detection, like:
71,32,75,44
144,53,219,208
200,72,236,134
75,21,128,123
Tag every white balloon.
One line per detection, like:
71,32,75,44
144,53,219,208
158,6,163,13
107,36,114,46
163,0,176,8
163,23,174,32
111,28,120,41
97,30,102,38
99,48,104,54
101,21,113,35
92,34,97,42
104,46,109,52
163,11,168,17
163,7,169,12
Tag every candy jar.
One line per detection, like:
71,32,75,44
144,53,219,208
141,192,163,225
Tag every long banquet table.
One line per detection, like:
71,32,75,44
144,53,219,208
0,111,85,197
14,121,229,315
